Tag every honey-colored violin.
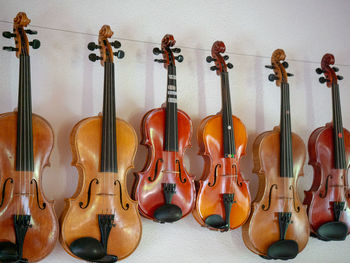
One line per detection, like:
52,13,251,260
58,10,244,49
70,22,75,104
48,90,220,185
0,12,59,262
303,54,350,241
193,41,251,231
242,49,309,260
60,25,142,262
134,34,196,223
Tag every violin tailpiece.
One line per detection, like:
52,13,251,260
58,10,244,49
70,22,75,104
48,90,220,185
163,183,176,204
333,202,345,222
14,215,32,260
278,212,292,240
98,214,116,251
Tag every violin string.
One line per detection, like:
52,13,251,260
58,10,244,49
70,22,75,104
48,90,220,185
102,61,106,215
336,84,345,168
24,54,29,215
112,60,117,216
332,83,340,168
1,20,350,66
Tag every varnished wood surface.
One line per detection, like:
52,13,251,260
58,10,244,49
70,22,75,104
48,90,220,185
193,114,251,230
0,112,58,262
304,123,350,233
134,108,196,220
242,127,309,256
60,116,142,260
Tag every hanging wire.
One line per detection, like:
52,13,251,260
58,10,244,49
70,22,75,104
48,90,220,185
1,20,350,67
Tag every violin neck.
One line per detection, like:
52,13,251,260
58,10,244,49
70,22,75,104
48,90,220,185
100,62,118,172
16,54,34,171
331,83,346,169
280,82,293,178
220,72,236,158
164,64,178,152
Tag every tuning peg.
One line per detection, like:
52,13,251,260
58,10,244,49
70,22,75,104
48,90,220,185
333,67,339,72
175,55,183,63
88,53,101,62
87,42,101,51
337,75,343,80
287,73,294,77
268,74,278,82
206,56,216,63
315,68,323,74
282,62,289,68
172,48,181,53
113,50,125,59
3,46,18,52
227,63,233,69
153,47,163,55
25,29,37,35
29,39,40,49
154,59,166,63
223,55,229,61
265,65,274,69
111,40,121,49
319,77,327,84
2,31,16,38
210,66,218,71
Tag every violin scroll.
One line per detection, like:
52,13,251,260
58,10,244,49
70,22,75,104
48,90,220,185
265,49,294,87
206,41,233,75
88,25,124,65
2,12,40,57
153,34,183,68
315,54,343,87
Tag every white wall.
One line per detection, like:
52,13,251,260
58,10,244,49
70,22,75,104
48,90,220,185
1,1,350,262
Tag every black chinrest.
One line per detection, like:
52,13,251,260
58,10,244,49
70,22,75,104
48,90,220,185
0,241,18,262
267,239,298,260
154,204,182,223
316,221,348,241
94,254,118,263
205,214,228,230
69,237,106,261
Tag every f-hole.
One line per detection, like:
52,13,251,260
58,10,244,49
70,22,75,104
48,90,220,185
319,175,332,198
79,178,99,209
31,179,46,210
176,160,186,183
0,178,13,207
148,158,163,182
289,185,300,213
114,180,130,210
208,164,221,187
262,184,278,211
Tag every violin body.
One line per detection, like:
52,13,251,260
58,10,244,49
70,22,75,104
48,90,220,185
0,112,58,262
193,113,250,229
135,107,196,219
60,116,142,260
304,123,350,234
242,126,309,255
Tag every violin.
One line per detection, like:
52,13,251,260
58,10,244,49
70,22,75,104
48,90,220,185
242,49,309,260
134,34,196,223
0,12,58,262
303,54,350,241
193,41,251,231
60,25,142,262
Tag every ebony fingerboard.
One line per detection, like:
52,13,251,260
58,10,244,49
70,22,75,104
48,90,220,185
280,82,293,178
164,65,178,152
331,83,346,169
16,55,34,171
220,72,236,158
100,62,118,172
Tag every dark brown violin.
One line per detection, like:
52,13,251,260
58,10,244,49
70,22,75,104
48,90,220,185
242,49,309,260
134,34,196,223
60,25,141,262
303,53,350,241
193,41,251,231
0,12,59,262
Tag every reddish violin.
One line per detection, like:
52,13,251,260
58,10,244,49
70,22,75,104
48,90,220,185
242,49,309,260
193,41,251,231
303,54,350,241
0,12,58,262
134,34,196,223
